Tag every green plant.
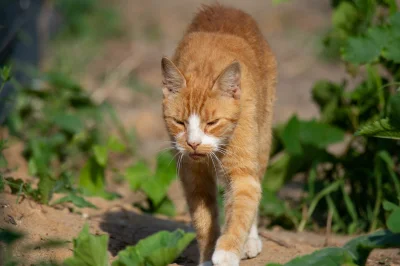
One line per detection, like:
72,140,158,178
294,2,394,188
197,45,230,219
266,230,400,266
264,0,400,234
112,229,195,266
125,152,177,217
64,224,194,266
4,71,128,207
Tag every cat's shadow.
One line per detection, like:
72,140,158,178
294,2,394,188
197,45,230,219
100,210,199,266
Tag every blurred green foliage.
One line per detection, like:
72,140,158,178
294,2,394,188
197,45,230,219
264,0,400,234
125,152,177,217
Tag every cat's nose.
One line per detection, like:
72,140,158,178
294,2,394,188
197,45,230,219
187,141,200,150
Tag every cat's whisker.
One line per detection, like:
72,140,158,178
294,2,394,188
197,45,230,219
209,153,218,177
168,151,182,168
155,146,175,155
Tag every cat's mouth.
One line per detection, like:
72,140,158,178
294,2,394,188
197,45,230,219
189,153,206,160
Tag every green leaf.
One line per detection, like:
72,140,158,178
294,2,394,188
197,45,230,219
356,118,400,139
281,247,355,266
78,157,118,200
384,37,400,63
280,116,302,155
383,200,400,211
264,153,292,192
38,174,56,204
141,178,167,207
342,36,381,64
64,224,109,266
154,198,176,217
107,136,126,152
0,66,12,82
52,113,84,134
51,193,98,209
154,152,177,189
387,208,400,233
125,161,152,190
93,145,108,167
79,158,105,195
344,230,400,265
112,229,195,266
298,120,345,148
332,2,358,31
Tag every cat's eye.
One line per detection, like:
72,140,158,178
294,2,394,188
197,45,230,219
174,119,185,126
207,119,219,126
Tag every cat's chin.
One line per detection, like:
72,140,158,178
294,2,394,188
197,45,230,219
188,153,207,161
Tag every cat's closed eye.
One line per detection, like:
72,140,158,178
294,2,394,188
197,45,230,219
174,119,185,126
207,119,220,126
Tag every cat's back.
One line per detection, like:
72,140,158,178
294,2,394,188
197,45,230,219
185,4,274,75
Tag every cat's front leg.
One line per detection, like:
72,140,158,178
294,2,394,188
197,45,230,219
212,177,261,266
180,167,220,265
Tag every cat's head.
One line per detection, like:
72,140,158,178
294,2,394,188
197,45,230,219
161,57,241,161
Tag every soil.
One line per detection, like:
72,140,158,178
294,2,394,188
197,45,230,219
1,0,400,265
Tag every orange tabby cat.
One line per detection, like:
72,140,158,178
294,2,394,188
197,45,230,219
161,4,276,266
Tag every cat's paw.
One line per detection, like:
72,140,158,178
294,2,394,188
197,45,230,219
198,261,212,266
241,236,262,259
212,250,240,266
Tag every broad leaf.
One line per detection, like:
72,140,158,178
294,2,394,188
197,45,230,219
79,157,118,200
52,113,84,134
93,145,108,167
280,116,302,155
342,36,381,64
387,208,400,233
125,161,152,191
79,157,105,196
112,229,195,266
154,152,177,189
64,224,109,266
344,230,400,265
298,120,344,148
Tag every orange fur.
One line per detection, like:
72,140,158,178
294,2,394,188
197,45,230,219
161,4,276,265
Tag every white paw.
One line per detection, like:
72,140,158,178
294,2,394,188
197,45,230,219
241,236,262,259
198,261,212,266
212,250,240,266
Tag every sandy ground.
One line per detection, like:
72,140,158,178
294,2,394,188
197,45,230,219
1,0,400,265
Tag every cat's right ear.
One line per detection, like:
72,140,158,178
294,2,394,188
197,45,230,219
161,57,186,97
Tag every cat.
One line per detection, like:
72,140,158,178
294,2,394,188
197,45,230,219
161,4,276,266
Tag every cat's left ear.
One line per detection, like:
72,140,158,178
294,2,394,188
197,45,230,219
161,57,186,97
213,60,241,100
